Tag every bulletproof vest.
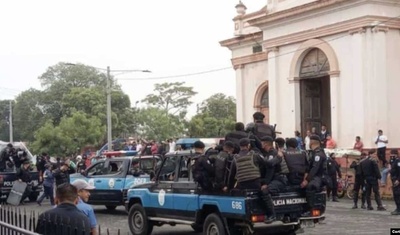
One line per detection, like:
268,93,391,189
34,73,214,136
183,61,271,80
214,152,229,185
253,123,274,139
235,151,260,183
284,150,307,175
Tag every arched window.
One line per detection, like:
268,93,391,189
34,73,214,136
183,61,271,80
261,88,269,107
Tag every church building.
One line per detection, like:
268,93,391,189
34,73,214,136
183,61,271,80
220,0,400,149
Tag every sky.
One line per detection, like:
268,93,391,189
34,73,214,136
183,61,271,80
0,0,264,117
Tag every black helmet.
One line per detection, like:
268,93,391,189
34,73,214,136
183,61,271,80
245,122,255,133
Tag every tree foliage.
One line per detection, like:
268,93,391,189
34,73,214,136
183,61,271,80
142,82,197,116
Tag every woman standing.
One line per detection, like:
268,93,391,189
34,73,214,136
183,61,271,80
37,164,55,206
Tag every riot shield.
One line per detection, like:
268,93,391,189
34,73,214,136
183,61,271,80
7,181,27,206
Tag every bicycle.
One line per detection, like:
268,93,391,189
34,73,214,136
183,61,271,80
337,175,354,199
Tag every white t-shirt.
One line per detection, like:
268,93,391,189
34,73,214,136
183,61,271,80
136,144,142,152
305,136,311,150
374,135,388,148
169,142,176,153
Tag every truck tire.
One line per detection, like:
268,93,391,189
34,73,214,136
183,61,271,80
128,204,153,235
203,213,226,235
105,205,117,211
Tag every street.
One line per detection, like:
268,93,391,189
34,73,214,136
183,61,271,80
17,198,397,235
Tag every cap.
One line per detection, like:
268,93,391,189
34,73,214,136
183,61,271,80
260,136,274,143
310,135,321,141
253,112,265,120
71,179,95,190
239,138,250,147
193,141,205,149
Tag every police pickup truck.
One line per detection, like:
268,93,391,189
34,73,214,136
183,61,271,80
125,150,326,235
70,154,161,210
0,170,41,201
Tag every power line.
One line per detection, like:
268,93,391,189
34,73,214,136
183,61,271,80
117,13,400,81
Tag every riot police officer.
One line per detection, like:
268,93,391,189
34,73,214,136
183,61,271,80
260,136,289,194
390,149,400,215
16,160,33,204
0,143,14,171
283,138,309,186
302,135,327,217
213,141,235,192
228,138,275,223
350,152,367,209
191,141,214,191
225,122,249,154
259,136,278,185
360,150,386,211
326,153,342,202
252,112,276,140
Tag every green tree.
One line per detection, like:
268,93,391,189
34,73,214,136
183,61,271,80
0,100,12,141
31,111,105,156
187,93,236,137
142,82,197,116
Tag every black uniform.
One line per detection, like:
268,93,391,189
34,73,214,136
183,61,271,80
326,157,342,200
253,121,276,140
303,147,327,214
213,151,234,191
191,153,215,190
263,148,278,184
360,156,384,209
225,130,248,154
390,157,400,213
350,158,366,208
76,160,86,172
284,149,309,185
53,169,70,187
264,152,288,195
16,165,32,203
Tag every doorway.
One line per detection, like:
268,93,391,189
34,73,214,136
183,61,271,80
300,76,331,136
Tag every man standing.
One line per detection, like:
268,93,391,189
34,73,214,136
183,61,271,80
390,149,400,215
37,164,55,206
305,130,311,151
375,130,388,166
326,153,342,202
225,122,249,154
16,160,32,204
252,112,276,140
228,138,275,223
319,125,330,149
190,141,214,190
360,150,386,211
53,162,72,187
72,179,98,235
353,136,364,152
350,153,367,209
302,135,327,217
36,183,91,235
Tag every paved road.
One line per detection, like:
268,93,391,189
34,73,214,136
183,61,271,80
16,198,399,235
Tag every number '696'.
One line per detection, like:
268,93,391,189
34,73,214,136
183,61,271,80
231,201,242,210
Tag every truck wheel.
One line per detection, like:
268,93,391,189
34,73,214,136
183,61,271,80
203,213,226,235
191,224,203,232
128,204,153,235
105,205,117,211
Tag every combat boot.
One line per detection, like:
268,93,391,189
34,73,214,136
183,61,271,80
301,191,315,217
262,193,276,224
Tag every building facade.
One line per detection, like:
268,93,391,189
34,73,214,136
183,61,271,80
220,0,400,149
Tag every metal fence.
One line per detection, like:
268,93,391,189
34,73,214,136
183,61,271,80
0,205,125,235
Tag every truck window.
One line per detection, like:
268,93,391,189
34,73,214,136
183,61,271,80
177,156,190,181
104,160,124,175
157,156,178,181
87,162,105,176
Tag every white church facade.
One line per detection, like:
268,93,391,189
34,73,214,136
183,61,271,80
220,0,400,149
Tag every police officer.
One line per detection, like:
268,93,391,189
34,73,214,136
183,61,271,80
252,112,276,140
191,141,215,191
390,149,400,215
283,138,309,186
326,153,342,202
16,159,33,204
302,135,327,217
350,152,367,209
275,138,286,150
53,162,72,187
260,136,289,194
214,141,235,192
360,150,386,211
76,155,87,173
228,138,275,223
258,136,278,184
0,143,14,171
225,122,249,154
244,123,264,155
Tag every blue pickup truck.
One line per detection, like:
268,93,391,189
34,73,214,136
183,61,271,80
125,150,326,235
70,155,161,210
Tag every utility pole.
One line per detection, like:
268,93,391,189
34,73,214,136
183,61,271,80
9,100,13,143
107,66,112,151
